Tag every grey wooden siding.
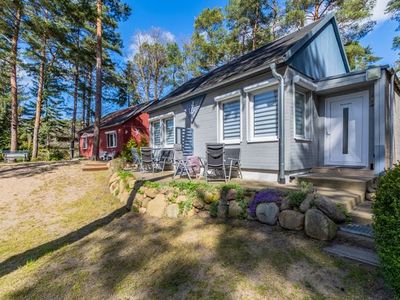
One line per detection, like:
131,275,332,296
290,22,347,79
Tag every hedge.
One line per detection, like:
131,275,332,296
373,163,400,298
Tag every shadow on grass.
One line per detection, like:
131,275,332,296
0,180,144,278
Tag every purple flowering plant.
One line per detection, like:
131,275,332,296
248,189,283,217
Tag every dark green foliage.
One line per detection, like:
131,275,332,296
120,138,138,163
209,201,219,218
373,164,400,297
287,181,313,208
220,183,244,201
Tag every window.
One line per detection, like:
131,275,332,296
247,89,278,142
295,92,306,138
150,113,175,148
222,100,241,141
151,121,161,147
82,136,88,149
165,118,175,146
106,131,117,148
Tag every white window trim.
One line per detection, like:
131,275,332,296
245,83,279,143
150,112,175,148
105,130,117,148
82,136,88,150
216,93,242,144
293,86,312,142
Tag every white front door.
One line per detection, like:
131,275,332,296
324,91,369,167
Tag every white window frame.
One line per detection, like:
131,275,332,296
82,136,88,149
245,83,279,143
215,90,242,144
149,112,175,148
150,120,162,148
105,130,117,148
163,117,175,147
293,86,312,142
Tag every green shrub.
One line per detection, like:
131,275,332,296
373,164,400,297
178,198,193,215
120,138,138,163
143,181,162,189
220,183,244,201
209,201,219,218
118,170,134,181
287,181,313,208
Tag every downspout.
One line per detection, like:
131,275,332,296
390,72,395,167
270,63,285,184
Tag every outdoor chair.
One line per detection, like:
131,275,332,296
173,144,196,180
107,151,116,160
99,151,108,161
131,148,143,171
205,143,227,182
225,148,242,180
140,147,155,173
155,149,174,172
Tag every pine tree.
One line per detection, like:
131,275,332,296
387,0,400,70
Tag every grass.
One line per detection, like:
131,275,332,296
0,165,392,299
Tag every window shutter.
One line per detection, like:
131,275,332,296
165,118,174,145
223,101,240,140
295,92,305,137
253,91,278,136
176,127,193,156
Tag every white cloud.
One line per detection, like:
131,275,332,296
372,0,391,22
127,28,175,61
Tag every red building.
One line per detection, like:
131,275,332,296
78,103,150,159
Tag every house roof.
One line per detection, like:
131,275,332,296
78,102,151,134
147,13,344,112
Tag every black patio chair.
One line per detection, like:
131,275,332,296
225,148,242,180
205,143,227,182
155,149,174,172
140,147,155,173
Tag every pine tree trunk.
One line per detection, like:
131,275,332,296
82,76,86,126
70,64,79,159
92,0,102,160
10,4,21,152
32,42,46,159
86,68,92,127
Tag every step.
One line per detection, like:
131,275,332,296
336,224,375,250
311,167,374,177
324,244,379,267
314,187,361,212
348,202,373,225
82,165,109,171
297,174,370,199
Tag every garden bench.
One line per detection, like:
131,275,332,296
1,150,29,162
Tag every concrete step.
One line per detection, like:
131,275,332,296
336,224,375,250
324,244,379,267
297,174,371,200
348,202,373,225
311,167,374,177
314,187,361,211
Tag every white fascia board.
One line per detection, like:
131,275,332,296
214,90,241,103
243,79,279,93
293,75,317,91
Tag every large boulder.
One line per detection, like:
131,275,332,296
109,172,119,186
305,209,337,240
256,203,279,225
110,181,119,196
280,198,291,211
204,191,220,204
141,197,151,208
145,188,158,199
126,177,136,189
166,204,179,218
193,197,205,209
217,200,228,218
228,201,242,218
175,195,187,204
299,194,314,213
225,189,237,201
147,194,167,218
314,196,346,223
278,210,305,231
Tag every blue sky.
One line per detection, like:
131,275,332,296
118,0,398,67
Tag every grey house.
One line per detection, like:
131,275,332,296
145,14,400,183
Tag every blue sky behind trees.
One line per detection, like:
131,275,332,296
119,0,397,66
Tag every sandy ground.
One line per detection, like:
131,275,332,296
0,162,393,299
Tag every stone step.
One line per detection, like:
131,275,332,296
311,167,374,177
348,202,373,225
82,165,109,171
324,244,379,267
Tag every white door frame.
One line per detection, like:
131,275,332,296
324,91,369,167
